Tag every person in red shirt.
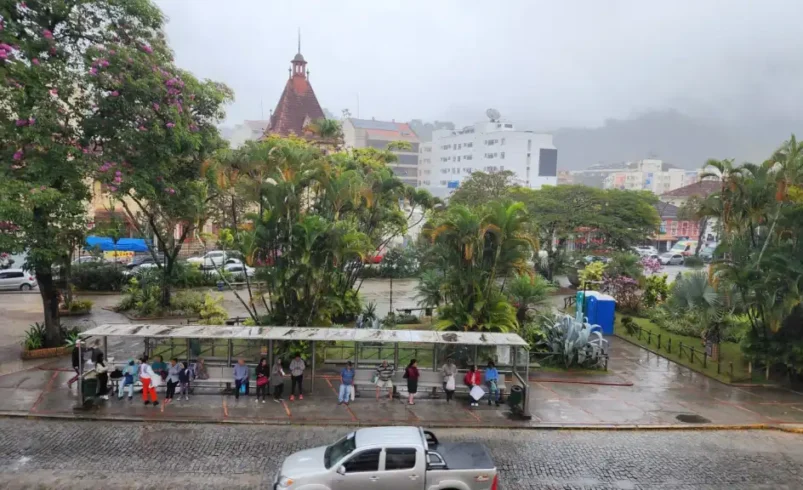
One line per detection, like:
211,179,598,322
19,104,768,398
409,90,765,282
464,364,481,407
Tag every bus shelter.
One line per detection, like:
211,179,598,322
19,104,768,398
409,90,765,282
79,324,532,417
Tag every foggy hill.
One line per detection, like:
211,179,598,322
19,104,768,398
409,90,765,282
550,110,803,170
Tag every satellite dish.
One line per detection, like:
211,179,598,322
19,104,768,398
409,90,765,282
486,108,501,122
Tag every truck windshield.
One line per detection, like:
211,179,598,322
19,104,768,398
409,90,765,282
324,434,356,469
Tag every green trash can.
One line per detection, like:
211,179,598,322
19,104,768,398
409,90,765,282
507,385,523,409
81,377,98,405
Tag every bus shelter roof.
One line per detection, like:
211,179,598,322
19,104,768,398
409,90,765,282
80,324,529,347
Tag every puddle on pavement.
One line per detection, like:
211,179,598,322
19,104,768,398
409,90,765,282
676,413,711,424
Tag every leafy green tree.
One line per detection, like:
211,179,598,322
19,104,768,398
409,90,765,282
423,201,535,332
513,185,659,280
0,0,165,345
85,29,233,307
448,170,517,207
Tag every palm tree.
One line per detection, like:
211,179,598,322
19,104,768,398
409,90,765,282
506,273,556,324
304,118,343,153
414,270,443,317
668,271,726,341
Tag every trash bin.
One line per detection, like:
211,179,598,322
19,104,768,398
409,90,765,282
81,377,98,405
507,385,524,409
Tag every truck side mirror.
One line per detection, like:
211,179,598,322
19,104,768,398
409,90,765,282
336,466,346,476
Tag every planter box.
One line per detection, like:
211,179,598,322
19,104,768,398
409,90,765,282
21,345,71,360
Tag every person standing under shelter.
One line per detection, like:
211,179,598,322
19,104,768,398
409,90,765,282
271,358,285,402
374,360,394,401
404,359,420,406
289,353,305,401
139,356,159,406
194,357,209,380
164,358,182,406
338,361,354,405
441,357,458,403
95,353,110,401
233,358,250,400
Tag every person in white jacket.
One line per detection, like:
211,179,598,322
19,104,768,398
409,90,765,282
139,356,159,406
95,353,110,401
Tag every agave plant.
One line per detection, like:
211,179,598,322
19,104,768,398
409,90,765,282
539,315,608,368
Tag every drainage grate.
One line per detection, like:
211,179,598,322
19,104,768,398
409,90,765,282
676,413,711,424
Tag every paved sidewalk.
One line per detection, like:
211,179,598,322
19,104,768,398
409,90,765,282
1,336,802,428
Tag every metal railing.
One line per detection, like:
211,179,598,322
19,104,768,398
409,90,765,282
625,323,735,378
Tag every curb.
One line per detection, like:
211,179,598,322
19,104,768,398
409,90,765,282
529,378,634,387
0,411,799,433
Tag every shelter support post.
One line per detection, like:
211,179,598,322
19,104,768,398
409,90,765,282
523,347,531,417
310,341,316,394
268,340,273,368
76,339,83,408
354,341,360,368
103,336,108,361
473,345,478,365
433,344,438,371
394,343,399,370
186,338,191,364
227,339,232,367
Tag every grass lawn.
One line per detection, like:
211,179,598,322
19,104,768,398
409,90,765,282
615,315,756,383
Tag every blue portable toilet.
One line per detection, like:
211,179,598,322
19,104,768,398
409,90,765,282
584,292,616,335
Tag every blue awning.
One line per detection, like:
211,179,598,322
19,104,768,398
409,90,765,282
85,236,150,252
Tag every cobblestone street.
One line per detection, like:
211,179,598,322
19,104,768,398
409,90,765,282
0,419,800,489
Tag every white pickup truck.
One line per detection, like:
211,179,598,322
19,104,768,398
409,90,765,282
274,426,498,490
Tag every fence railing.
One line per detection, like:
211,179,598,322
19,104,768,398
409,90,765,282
625,323,736,379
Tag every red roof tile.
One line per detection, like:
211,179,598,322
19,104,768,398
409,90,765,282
660,180,720,198
265,55,324,138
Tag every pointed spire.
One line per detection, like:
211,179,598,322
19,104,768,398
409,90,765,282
297,27,301,54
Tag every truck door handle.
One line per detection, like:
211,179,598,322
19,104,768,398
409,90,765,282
369,476,379,482
409,475,419,480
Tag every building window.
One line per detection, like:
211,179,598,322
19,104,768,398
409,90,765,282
501,138,505,145
505,124,513,128
501,152,505,159
527,140,532,151
660,221,667,233
671,222,678,235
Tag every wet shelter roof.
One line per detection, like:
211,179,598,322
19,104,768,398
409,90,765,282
80,324,529,347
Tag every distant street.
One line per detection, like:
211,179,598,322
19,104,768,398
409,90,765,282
0,419,800,489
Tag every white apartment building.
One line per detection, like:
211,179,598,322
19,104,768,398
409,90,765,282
342,118,420,187
602,159,702,194
421,121,558,199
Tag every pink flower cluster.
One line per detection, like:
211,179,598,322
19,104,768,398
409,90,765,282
141,44,153,54
166,122,175,128
0,43,13,60
166,187,176,195
13,150,23,160
42,29,53,40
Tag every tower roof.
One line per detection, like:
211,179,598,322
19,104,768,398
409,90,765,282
265,44,324,138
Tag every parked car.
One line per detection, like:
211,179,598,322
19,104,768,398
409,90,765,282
659,253,685,265
126,254,164,270
222,262,255,279
186,251,240,270
72,255,103,266
633,245,658,256
0,268,37,291
700,245,718,263
274,426,498,490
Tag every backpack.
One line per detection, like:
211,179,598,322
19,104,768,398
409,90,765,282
178,365,192,383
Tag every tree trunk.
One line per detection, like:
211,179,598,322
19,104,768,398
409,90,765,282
36,269,61,347
161,259,173,307
695,217,708,255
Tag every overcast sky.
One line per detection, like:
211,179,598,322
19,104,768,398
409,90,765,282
155,0,803,130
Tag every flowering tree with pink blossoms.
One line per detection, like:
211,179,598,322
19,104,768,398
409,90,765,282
0,1,167,345
84,34,232,307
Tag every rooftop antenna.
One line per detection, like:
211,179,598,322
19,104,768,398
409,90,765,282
486,108,501,122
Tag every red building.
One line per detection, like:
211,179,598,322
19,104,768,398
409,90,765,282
264,44,325,138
